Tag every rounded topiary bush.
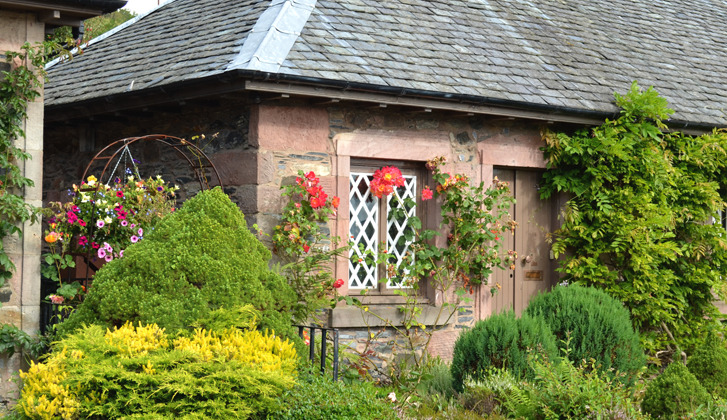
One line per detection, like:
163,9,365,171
642,362,711,419
58,187,297,340
524,284,645,385
687,336,727,399
450,310,558,392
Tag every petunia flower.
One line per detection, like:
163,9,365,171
96,220,105,228
130,235,139,243
98,248,107,258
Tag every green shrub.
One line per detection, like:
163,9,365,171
271,368,397,419
525,285,645,385
496,356,647,419
419,357,456,400
58,188,297,341
688,336,727,399
450,311,558,392
16,317,298,419
642,361,711,419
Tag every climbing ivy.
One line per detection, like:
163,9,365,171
0,42,60,282
541,82,727,358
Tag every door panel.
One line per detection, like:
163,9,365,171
492,169,515,315
492,169,556,316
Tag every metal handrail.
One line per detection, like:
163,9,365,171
295,325,339,381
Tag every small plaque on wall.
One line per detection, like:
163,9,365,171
525,270,543,281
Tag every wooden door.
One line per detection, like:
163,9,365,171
492,169,557,315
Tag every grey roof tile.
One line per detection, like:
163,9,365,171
46,0,727,126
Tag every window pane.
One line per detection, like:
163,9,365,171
386,175,417,288
349,172,378,289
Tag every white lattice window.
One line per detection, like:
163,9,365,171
349,169,418,291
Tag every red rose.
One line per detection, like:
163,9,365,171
421,186,433,201
333,279,344,288
332,196,340,209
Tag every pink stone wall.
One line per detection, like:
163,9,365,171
45,95,556,364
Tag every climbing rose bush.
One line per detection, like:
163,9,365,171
266,170,345,322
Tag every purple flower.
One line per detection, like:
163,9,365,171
157,186,163,191
119,250,124,258
105,254,113,263
98,248,106,258
130,235,139,243
104,242,113,251
121,220,128,227
97,220,105,228
137,228,143,236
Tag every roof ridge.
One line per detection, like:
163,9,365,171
46,0,179,70
226,0,317,72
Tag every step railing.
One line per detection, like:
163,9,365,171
295,325,339,381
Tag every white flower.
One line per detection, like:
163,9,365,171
104,216,112,224
128,175,134,182
387,392,397,403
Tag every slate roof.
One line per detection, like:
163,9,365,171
46,0,727,127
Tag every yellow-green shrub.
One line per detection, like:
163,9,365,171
17,316,297,419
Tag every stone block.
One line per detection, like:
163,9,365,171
21,149,43,201
20,254,40,306
251,105,330,152
24,102,44,150
0,306,21,327
21,305,39,335
257,184,288,213
213,150,258,185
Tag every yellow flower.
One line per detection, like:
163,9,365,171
87,175,97,187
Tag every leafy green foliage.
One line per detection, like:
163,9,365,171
16,319,298,419
57,188,298,341
450,311,558,392
0,324,46,359
267,170,346,323
272,367,398,420
687,336,727,399
49,9,136,44
525,285,645,385
540,81,727,354
494,356,647,419
0,42,62,281
642,362,711,419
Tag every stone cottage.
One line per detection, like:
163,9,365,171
0,0,126,404
43,0,727,360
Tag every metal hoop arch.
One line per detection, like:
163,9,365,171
80,134,223,190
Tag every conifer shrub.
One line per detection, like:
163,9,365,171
58,188,297,341
17,316,298,419
450,311,558,392
687,336,727,399
524,285,645,385
641,361,711,419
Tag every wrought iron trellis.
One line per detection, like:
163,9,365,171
81,134,222,189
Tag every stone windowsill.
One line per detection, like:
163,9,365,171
329,304,456,328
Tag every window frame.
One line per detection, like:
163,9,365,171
348,159,425,295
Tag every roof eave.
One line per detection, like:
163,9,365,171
45,69,721,134
0,0,127,27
